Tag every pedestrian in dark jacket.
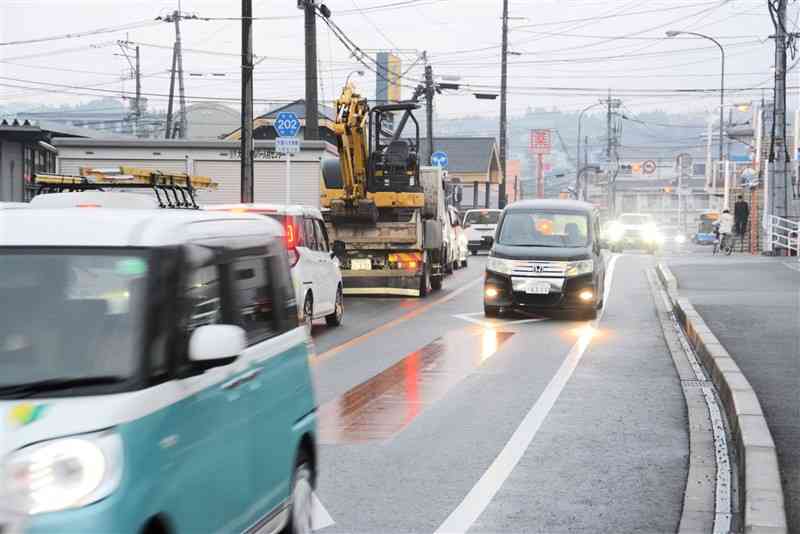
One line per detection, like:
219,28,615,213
734,195,749,236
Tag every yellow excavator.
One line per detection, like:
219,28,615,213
321,83,426,221
321,83,447,297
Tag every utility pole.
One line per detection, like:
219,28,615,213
302,0,319,140
174,11,187,139
163,9,187,138
134,45,141,135
603,90,621,216
769,0,790,221
499,0,509,208
424,52,434,164
117,40,142,137
241,0,254,202
165,42,177,139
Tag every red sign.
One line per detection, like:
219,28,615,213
529,129,551,155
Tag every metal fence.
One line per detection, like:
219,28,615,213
767,214,800,259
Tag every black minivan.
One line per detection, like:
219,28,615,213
483,199,606,319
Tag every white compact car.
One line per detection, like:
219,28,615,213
463,208,502,255
209,204,344,333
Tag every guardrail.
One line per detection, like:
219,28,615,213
767,215,799,258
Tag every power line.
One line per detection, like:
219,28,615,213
0,20,161,46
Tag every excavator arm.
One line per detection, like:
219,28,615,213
332,84,370,203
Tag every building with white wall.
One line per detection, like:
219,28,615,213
53,138,337,207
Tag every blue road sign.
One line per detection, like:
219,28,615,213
275,111,301,137
431,151,448,168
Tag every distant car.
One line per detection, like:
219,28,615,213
606,212,663,254
0,204,317,534
448,206,469,269
209,204,344,333
484,199,606,319
463,208,502,255
659,225,688,247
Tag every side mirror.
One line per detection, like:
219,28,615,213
189,324,246,367
332,240,346,261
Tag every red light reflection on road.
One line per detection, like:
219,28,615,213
318,329,514,444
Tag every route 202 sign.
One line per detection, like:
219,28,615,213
275,111,301,137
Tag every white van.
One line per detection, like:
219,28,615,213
208,204,344,333
0,206,318,534
463,208,502,255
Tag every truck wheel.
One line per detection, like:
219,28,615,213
444,248,453,274
431,275,443,291
419,261,431,297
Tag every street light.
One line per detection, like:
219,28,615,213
666,30,725,173
576,101,602,177
344,70,364,86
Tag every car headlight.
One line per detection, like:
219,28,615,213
565,259,594,277
643,227,663,243
675,234,687,244
608,225,623,242
2,430,123,515
486,256,514,275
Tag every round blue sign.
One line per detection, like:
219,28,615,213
275,111,301,137
431,151,448,168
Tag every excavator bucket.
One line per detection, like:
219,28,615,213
329,198,379,224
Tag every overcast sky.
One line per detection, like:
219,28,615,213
0,0,795,121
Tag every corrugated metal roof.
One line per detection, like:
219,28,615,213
417,137,499,174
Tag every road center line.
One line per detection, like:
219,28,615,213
433,255,619,534
314,275,484,364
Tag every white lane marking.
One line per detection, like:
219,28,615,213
433,255,620,534
312,492,335,531
783,261,800,272
453,312,547,328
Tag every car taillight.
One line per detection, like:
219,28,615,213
285,219,301,267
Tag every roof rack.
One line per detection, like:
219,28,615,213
32,166,218,209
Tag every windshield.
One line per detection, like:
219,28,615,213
498,211,590,247
618,214,652,226
464,210,500,225
0,250,148,389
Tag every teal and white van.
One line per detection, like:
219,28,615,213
0,205,317,534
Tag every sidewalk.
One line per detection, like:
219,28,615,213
666,253,800,531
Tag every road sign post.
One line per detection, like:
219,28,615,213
275,112,301,204
529,129,551,198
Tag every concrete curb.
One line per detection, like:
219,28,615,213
656,263,788,534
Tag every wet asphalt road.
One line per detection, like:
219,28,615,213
309,252,689,533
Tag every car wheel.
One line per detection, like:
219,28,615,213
583,308,598,320
470,249,478,256
284,456,314,534
303,295,313,336
325,287,344,327
461,258,468,268
484,303,500,317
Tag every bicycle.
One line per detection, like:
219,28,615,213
713,232,734,256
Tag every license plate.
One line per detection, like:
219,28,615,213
350,258,372,271
525,282,550,295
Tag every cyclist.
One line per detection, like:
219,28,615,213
714,209,735,254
